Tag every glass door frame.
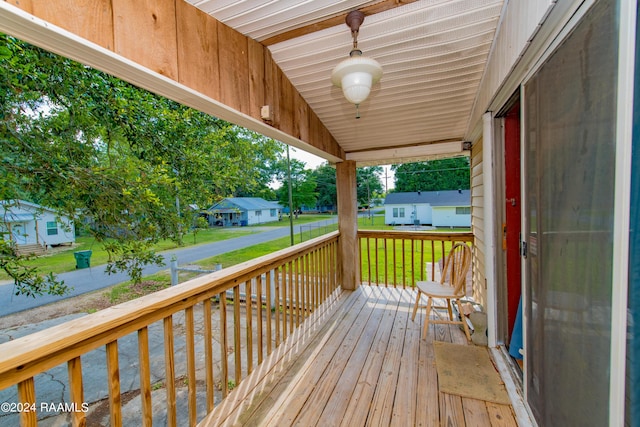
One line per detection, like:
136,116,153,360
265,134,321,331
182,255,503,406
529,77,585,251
517,0,637,424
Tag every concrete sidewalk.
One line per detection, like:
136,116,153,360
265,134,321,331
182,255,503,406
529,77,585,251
0,218,337,317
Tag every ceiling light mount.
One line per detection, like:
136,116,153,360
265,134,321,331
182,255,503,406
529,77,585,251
331,10,382,119
345,10,365,49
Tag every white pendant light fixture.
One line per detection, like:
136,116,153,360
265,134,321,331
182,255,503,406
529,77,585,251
331,10,382,119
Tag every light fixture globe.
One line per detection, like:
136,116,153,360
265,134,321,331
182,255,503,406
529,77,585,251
331,50,383,105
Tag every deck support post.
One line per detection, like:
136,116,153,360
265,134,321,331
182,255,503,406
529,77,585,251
336,160,359,290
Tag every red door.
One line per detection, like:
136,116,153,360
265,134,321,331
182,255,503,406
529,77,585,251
504,102,521,339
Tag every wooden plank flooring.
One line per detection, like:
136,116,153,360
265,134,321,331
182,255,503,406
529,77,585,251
199,285,517,427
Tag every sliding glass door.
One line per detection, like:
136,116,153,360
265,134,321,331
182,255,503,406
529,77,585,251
523,0,619,424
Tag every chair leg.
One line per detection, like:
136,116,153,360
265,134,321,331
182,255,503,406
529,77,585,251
411,290,422,321
446,299,454,320
456,299,472,341
422,297,433,339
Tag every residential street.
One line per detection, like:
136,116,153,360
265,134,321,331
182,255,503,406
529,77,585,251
0,218,337,317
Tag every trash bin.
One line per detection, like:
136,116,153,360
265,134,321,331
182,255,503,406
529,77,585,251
240,220,248,226
74,250,92,269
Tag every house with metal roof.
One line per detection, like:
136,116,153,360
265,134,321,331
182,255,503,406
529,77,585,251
207,197,281,227
1,200,75,254
384,190,471,228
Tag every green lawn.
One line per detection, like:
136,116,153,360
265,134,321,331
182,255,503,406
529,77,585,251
359,237,456,287
0,215,336,280
251,213,336,227
195,215,469,287
4,213,469,296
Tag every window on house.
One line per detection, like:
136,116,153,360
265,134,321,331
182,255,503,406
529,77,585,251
255,210,261,216
270,209,276,217
393,208,405,218
46,221,58,235
456,207,471,215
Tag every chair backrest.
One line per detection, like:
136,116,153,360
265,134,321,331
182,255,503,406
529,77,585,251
440,243,471,296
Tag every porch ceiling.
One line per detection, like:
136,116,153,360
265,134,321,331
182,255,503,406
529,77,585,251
186,0,504,164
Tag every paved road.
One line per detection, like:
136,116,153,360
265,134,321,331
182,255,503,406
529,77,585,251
0,218,337,317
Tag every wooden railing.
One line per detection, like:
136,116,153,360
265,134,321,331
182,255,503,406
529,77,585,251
357,230,474,288
0,232,340,426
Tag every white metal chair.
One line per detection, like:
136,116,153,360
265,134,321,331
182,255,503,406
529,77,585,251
411,243,472,340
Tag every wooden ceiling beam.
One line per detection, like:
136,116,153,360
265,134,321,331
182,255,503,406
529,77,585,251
261,0,418,46
0,0,345,162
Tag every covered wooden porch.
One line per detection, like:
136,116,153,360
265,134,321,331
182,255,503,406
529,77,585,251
202,285,516,427
0,231,521,426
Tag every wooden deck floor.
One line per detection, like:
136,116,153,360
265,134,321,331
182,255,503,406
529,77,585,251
199,285,518,427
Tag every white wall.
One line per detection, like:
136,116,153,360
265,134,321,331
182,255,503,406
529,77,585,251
37,214,75,246
468,0,557,137
5,204,75,246
385,204,416,225
385,203,435,225
247,209,279,225
432,207,471,228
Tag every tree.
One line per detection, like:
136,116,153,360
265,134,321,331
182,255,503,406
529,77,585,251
0,34,283,294
273,158,318,211
312,163,337,211
391,158,470,192
191,216,210,244
357,166,384,208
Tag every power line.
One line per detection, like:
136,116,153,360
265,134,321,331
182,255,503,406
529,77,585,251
392,167,469,174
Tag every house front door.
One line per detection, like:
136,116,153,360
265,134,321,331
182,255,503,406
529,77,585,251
503,101,522,346
11,223,27,244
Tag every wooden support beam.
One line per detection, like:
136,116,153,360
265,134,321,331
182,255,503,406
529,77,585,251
176,0,220,101
336,161,359,291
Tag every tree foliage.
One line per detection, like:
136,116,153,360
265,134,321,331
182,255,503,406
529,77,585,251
391,158,470,192
273,158,318,211
312,163,337,210
0,35,282,295
357,166,384,207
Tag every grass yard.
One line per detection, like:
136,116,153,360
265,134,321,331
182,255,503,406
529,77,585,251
192,215,469,289
359,237,458,287
0,215,337,281
3,213,469,308
251,213,336,227
0,227,256,280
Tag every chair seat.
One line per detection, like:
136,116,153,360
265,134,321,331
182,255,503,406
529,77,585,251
416,280,463,298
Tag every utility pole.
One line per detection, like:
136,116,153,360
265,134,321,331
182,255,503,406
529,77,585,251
384,166,390,194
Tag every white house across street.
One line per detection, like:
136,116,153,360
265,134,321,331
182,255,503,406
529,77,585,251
0,200,75,252
384,190,471,228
